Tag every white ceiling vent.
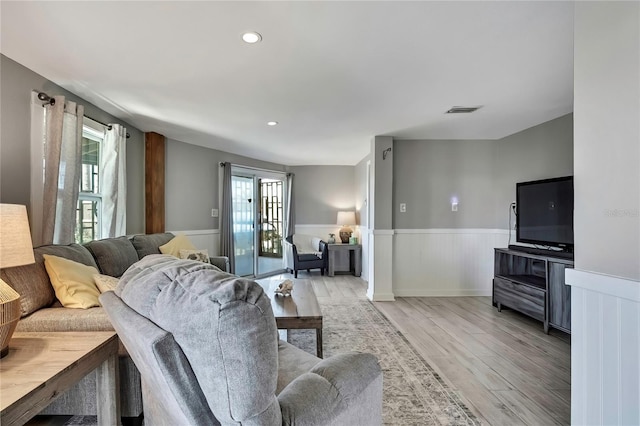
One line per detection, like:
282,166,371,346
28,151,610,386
446,106,482,114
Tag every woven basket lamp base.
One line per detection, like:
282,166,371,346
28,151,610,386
0,282,21,358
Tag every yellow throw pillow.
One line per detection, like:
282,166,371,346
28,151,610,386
43,255,101,309
159,234,196,257
93,274,120,293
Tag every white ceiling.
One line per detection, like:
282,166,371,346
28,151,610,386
0,1,574,165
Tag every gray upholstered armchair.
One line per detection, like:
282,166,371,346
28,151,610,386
283,235,327,278
100,255,382,425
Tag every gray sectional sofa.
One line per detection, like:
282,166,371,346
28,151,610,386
1,232,228,420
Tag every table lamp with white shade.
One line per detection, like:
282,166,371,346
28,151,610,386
0,204,35,358
337,211,356,244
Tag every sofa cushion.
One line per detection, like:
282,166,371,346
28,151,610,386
17,305,114,332
1,243,97,317
130,233,174,260
16,306,128,355
298,253,322,262
85,236,139,277
276,340,321,394
118,254,281,425
43,255,101,309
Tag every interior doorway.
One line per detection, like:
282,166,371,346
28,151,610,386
231,168,286,277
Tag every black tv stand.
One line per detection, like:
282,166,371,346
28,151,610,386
508,245,574,260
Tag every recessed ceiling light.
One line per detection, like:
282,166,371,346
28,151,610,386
267,121,278,126
242,32,262,44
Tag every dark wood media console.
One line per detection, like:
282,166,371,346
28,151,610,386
493,248,573,334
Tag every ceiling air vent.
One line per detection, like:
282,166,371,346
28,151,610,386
445,106,482,114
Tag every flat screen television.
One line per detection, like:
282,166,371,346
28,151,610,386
516,176,574,251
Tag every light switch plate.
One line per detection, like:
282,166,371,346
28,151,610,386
400,203,407,213
211,209,219,217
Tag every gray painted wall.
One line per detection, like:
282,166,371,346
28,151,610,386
574,2,639,280
289,165,356,225
0,54,145,234
372,136,394,229
393,138,495,229
165,138,287,231
493,114,574,229
393,113,573,229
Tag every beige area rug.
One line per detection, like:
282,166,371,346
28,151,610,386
65,298,479,426
287,298,480,426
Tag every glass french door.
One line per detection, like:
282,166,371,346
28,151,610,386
232,175,255,277
231,171,286,277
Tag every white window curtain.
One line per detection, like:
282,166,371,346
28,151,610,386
31,95,84,246
101,124,127,238
285,173,295,238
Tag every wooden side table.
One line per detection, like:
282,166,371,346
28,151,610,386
327,243,362,277
0,331,120,426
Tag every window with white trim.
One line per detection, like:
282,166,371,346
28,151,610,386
75,119,106,244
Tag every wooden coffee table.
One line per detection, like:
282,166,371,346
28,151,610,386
260,281,323,358
0,331,120,426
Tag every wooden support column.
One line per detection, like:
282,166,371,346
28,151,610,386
145,132,165,234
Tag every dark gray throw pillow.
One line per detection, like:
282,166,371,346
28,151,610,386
85,236,139,277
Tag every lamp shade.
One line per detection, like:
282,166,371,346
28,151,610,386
336,211,356,226
0,204,35,268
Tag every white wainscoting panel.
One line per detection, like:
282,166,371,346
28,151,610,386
393,229,509,297
168,229,220,256
295,224,341,240
369,230,395,301
566,269,640,426
360,226,370,282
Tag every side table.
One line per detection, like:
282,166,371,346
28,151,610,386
0,331,120,426
327,243,362,277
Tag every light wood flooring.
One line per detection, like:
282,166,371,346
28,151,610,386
265,272,571,425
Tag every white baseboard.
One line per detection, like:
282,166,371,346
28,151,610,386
368,292,396,302
394,289,492,297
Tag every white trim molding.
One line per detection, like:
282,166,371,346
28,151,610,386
395,228,509,235
293,224,340,229
566,269,640,302
372,229,395,235
170,229,220,236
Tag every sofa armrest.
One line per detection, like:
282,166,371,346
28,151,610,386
209,256,229,272
277,353,382,424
